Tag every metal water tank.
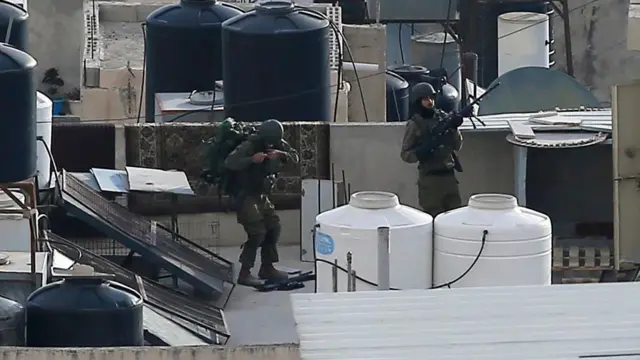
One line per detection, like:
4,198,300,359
385,71,409,122
144,0,243,123
411,32,462,95
0,294,24,346
0,0,28,51
315,191,433,292
433,194,552,288
222,0,331,122
462,0,554,87
26,273,144,347
0,43,37,184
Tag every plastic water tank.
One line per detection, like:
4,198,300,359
0,43,37,184
498,12,550,77
411,32,462,95
0,0,28,51
385,71,409,122
0,293,24,346
144,0,243,123
388,65,429,117
222,1,331,122
0,190,30,252
433,194,552,288
36,92,53,189
315,191,433,292
26,273,144,347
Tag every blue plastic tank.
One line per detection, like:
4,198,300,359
144,0,243,123
26,276,144,347
0,43,37,184
385,71,409,122
0,295,24,346
222,0,331,122
0,0,28,51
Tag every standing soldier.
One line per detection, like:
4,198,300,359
400,82,467,217
225,119,299,287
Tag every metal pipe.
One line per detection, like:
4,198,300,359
332,258,338,292
377,226,390,290
346,252,353,292
351,270,357,291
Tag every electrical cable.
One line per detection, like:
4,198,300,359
439,0,454,70
137,23,147,124
52,0,608,125
314,229,488,291
398,24,404,64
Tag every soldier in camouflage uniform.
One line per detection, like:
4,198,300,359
400,82,464,217
225,119,300,286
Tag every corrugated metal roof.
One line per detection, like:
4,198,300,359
291,283,640,360
461,108,612,133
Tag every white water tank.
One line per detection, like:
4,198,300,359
315,191,433,292
36,92,53,190
498,12,550,76
433,194,551,288
0,190,31,252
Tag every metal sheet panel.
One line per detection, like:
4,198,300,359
613,82,640,267
292,283,640,359
90,168,128,193
461,108,612,133
126,167,194,195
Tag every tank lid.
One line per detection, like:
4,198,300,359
413,32,456,44
468,194,518,210
499,12,548,23
350,191,400,209
0,253,8,266
388,64,429,75
255,1,295,15
386,71,410,88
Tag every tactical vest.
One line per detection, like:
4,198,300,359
236,139,277,196
411,111,457,174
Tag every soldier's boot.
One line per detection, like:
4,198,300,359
237,265,263,287
258,264,289,282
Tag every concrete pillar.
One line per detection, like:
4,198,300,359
342,24,387,122
28,0,84,99
612,81,640,268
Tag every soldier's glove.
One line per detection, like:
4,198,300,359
450,114,464,128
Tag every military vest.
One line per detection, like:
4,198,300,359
411,111,457,174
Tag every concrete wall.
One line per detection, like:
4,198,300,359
28,0,84,99
553,0,640,102
329,123,515,209
0,345,300,360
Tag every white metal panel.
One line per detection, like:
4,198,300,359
300,179,339,262
292,283,640,360
462,108,612,133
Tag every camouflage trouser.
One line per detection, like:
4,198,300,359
418,173,462,217
235,194,280,267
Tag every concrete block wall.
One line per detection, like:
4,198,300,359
0,345,300,360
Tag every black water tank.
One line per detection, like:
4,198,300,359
0,43,37,184
0,295,24,346
385,71,409,122
461,0,554,87
26,276,143,347
222,0,331,122
388,65,429,117
144,0,243,123
0,0,28,51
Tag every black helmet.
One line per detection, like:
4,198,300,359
258,119,284,145
411,82,436,103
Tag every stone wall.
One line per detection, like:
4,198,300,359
124,123,330,215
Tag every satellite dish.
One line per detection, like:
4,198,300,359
478,67,601,115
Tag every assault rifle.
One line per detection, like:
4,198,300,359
413,82,501,172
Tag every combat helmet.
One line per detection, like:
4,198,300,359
258,119,284,145
410,82,436,103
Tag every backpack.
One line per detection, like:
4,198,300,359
200,118,256,198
